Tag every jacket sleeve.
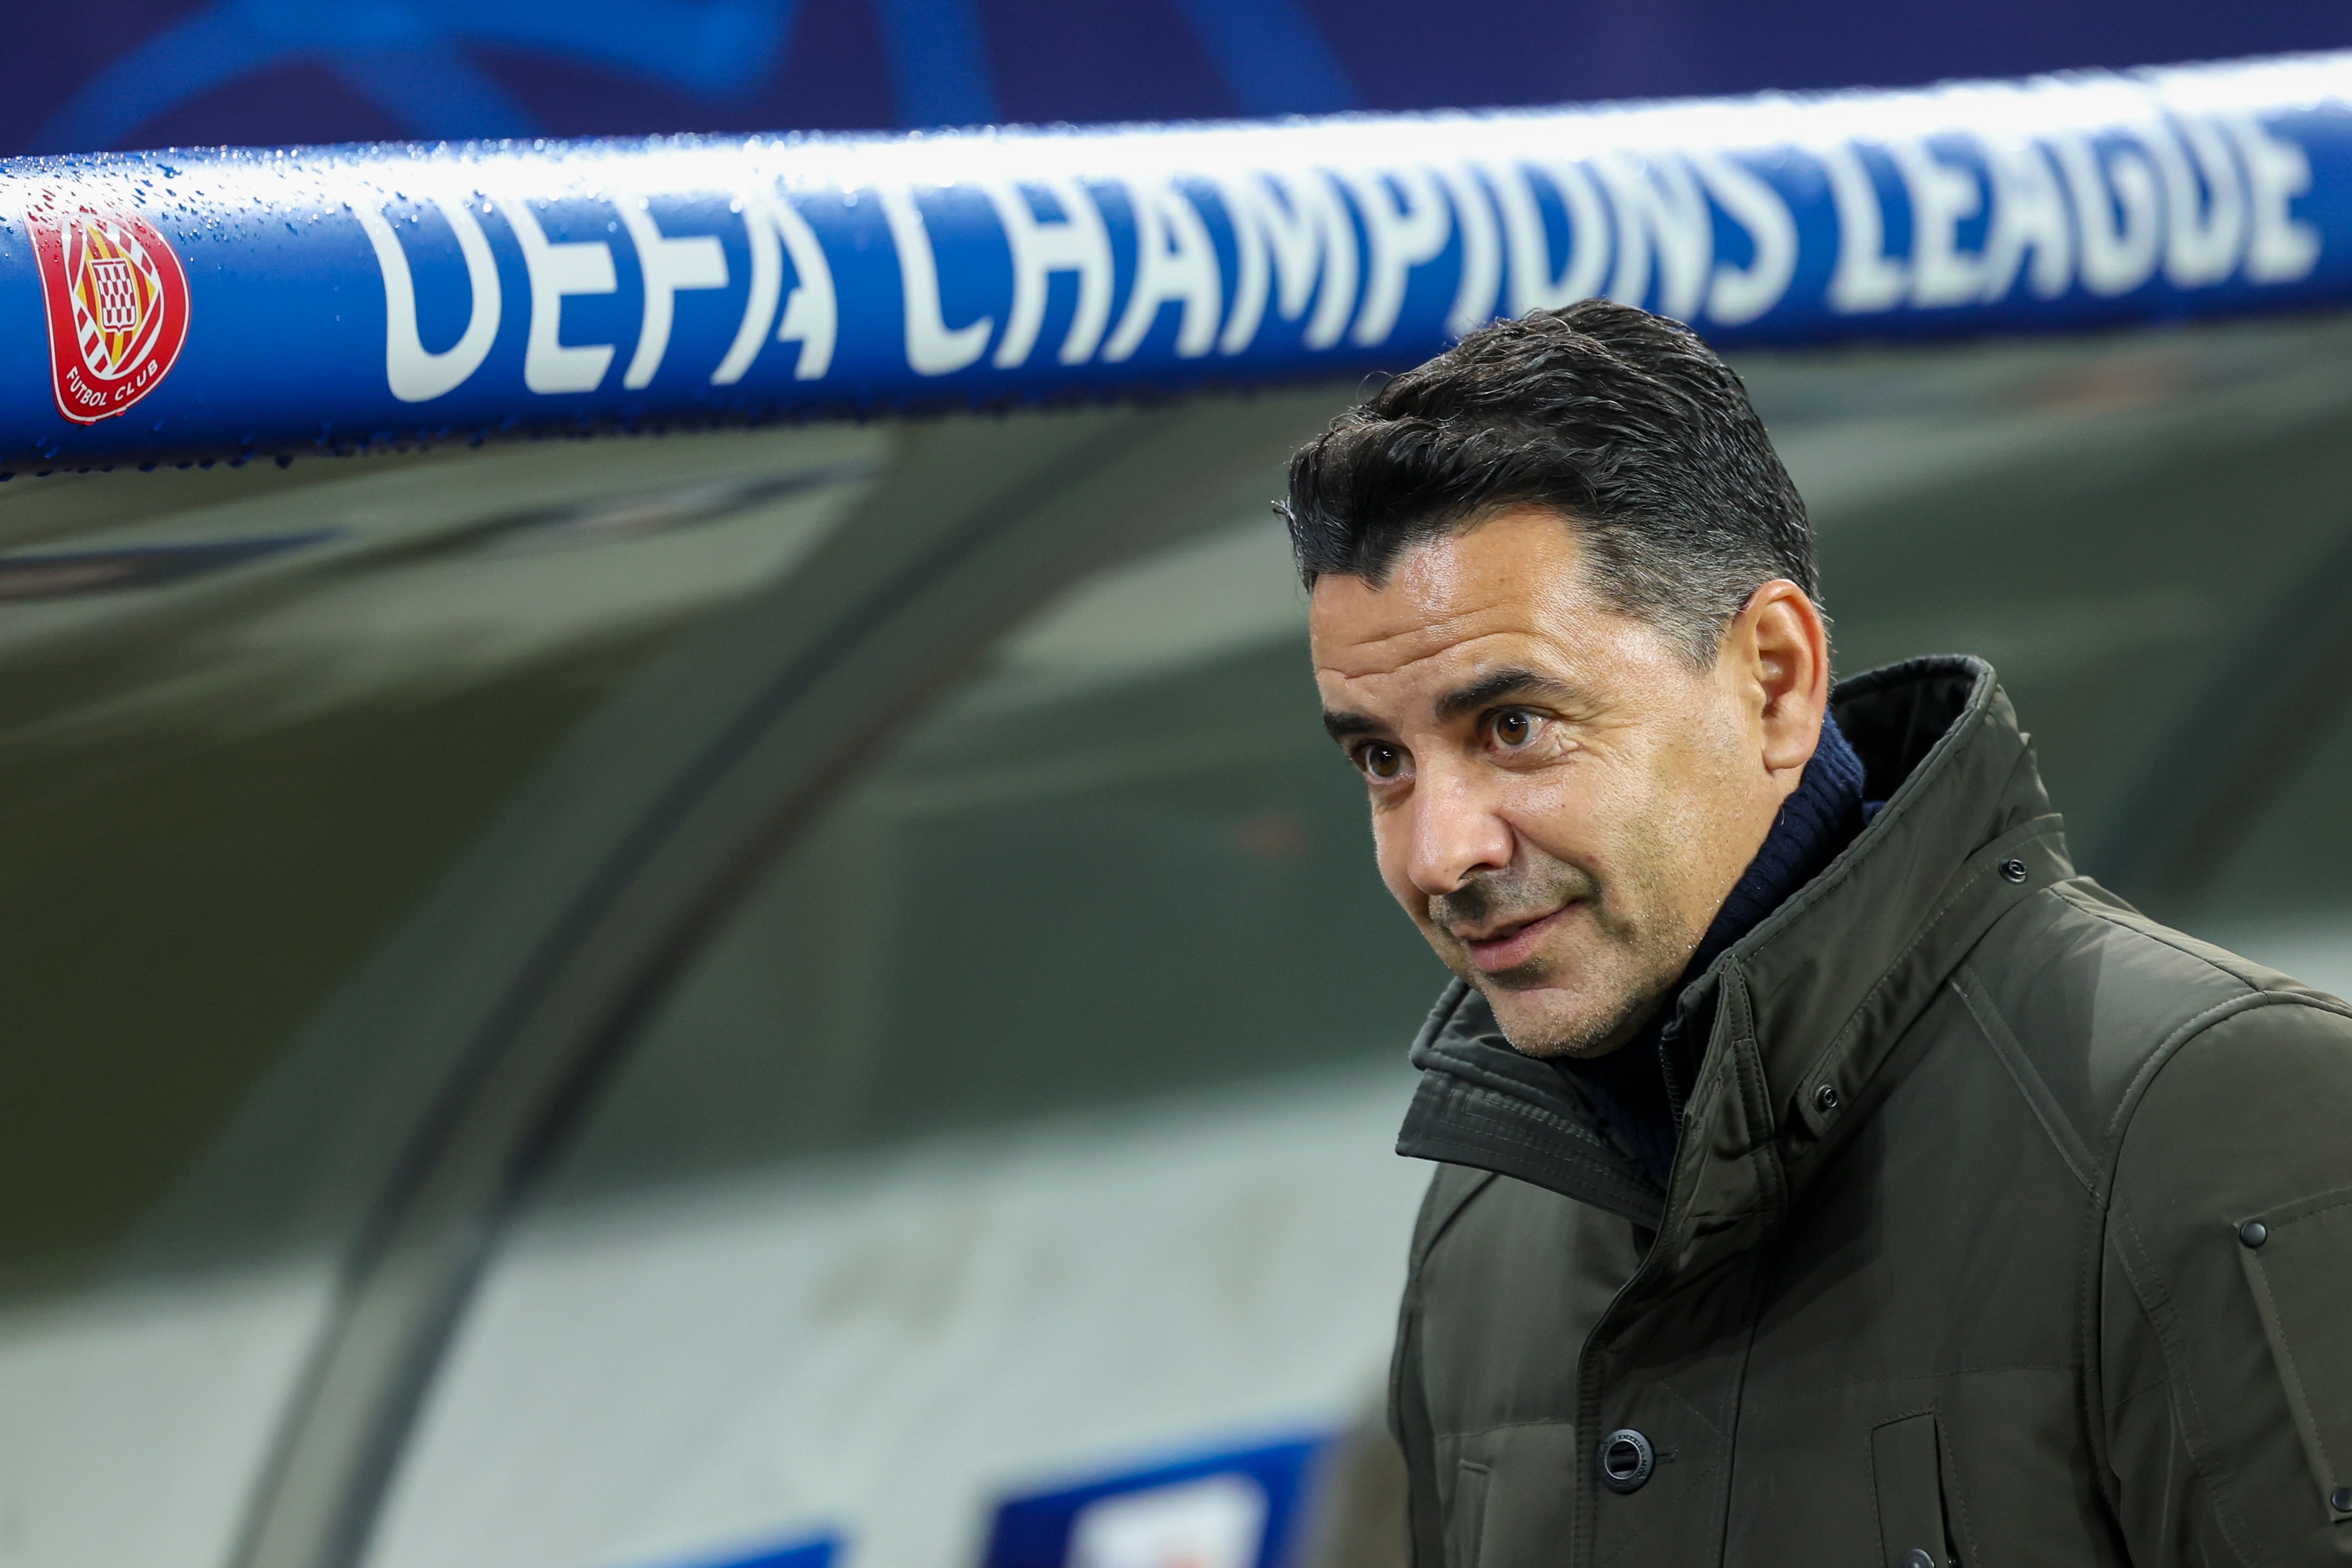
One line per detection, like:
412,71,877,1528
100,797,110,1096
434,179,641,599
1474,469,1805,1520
2101,996,2352,1566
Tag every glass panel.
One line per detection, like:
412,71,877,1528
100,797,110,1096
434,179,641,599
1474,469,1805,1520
362,488,1441,1568
550,512,1440,1202
1748,314,2352,850
2170,669,2352,996
0,424,880,1568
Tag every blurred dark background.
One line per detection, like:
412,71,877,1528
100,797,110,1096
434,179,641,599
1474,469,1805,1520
12,0,2352,159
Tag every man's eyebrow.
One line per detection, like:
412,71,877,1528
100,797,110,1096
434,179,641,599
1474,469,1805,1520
1434,668,1585,722
1321,708,1387,744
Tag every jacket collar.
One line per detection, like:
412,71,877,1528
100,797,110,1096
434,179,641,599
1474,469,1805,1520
1397,656,2073,1234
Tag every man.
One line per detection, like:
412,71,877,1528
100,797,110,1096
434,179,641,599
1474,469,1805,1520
1286,300,2352,1566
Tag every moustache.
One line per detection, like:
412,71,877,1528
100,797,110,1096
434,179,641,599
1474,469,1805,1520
1428,859,1601,936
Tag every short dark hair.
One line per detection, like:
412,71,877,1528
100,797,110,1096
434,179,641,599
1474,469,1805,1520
1282,301,1816,665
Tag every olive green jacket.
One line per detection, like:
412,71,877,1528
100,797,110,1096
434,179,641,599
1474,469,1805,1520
1389,656,2352,1567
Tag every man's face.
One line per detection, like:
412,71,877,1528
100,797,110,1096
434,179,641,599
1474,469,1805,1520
1309,508,1787,1058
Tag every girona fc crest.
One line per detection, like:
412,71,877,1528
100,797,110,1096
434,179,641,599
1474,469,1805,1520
24,196,191,425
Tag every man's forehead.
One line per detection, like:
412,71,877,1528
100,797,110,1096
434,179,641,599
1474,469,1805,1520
1312,615,1539,691
1309,510,1589,677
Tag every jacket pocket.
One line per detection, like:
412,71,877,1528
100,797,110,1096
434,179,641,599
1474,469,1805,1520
1871,1412,1957,1568
2238,1186,2352,1523
1448,1460,1489,1568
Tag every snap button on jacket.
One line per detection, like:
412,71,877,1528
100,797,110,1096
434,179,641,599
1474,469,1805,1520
1389,657,2352,1567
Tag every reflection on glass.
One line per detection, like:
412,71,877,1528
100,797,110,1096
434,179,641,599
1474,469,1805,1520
361,508,1440,1568
555,515,1438,1199
0,424,880,1568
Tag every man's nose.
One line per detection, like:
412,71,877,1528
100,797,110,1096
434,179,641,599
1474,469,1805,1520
1401,765,1514,895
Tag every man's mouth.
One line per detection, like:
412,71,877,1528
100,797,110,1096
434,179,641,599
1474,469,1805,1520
1455,904,1573,974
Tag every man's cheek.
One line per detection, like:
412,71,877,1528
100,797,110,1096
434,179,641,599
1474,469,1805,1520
1501,776,1596,874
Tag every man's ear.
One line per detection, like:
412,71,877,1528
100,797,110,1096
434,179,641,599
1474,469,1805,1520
1729,579,1831,782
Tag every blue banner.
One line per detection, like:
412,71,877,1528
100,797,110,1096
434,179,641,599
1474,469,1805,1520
3,52,2350,470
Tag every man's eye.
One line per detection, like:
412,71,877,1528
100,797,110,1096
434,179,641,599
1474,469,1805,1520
1492,709,1537,748
1359,743,1406,781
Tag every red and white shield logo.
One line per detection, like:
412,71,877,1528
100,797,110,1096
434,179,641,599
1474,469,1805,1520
25,195,192,425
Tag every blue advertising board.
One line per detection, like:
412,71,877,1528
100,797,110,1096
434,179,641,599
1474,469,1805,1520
2,51,2350,471
980,1436,1324,1568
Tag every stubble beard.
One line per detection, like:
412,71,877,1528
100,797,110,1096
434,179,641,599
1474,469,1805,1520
1428,850,1699,1060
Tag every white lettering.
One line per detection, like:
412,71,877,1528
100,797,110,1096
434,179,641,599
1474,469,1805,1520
1888,138,1985,307
987,177,1112,368
618,199,728,390
1440,163,1503,337
1212,169,1358,353
1822,144,1907,313
1692,151,1797,325
356,195,500,403
1342,166,1449,346
1487,158,1609,314
1594,151,1711,321
499,199,617,394
714,191,836,384
1104,177,1222,361
2051,132,2160,296
1979,138,2072,300
2224,114,2321,282
2149,116,2247,288
881,185,991,376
